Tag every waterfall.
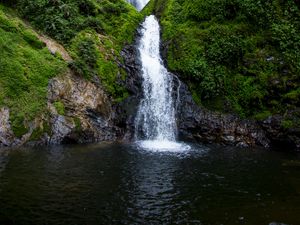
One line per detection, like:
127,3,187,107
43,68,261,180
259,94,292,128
135,15,177,141
127,0,149,11
134,16,189,151
126,0,189,151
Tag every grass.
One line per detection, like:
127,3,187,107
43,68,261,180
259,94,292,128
0,5,67,137
3,0,143,100
0,0,144,139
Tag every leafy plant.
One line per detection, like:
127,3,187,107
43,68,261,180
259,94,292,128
147,0,300,118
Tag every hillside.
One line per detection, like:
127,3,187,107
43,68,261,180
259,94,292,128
146,0,300,126
0,5,67,137
0,0,142,143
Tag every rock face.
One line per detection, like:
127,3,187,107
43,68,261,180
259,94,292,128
0,108,14,147
261,115,300,150
0,70,119,147
175,81,270,148
114,34,143,141
47,70,119,144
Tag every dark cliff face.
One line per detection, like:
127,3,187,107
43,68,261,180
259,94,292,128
260,115,300,151
173,75,270,149
114,27,144,141
116,17,300,152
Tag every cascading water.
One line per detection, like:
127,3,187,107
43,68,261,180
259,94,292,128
127,0,149,11
135,15,176,141
134,15,189,151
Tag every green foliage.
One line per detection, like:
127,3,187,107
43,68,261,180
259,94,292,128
53,101,65,115
281,119,294,129
74,117,81,132
70,35,99,79
1,0,143,104
10,113,28,138
155,0,300,117
3,0,142,100
0,5,67,136
8,0,142,45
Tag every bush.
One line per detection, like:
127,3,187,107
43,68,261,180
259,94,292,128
153,0,300,117
69,36,98,79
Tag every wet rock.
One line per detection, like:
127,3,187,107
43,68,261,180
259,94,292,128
261,115,300,151
115,34,143,140
47,70,119,144
176,80,270,148
173,77,300,151
0,108,14,147
50,115,75,144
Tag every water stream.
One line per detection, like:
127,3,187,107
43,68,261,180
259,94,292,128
127,0,149,11
131,6,189,151
134,15,185,151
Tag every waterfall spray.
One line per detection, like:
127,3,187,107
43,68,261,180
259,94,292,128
134,16,189,151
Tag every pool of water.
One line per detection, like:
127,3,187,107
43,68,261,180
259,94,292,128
0,142,299,225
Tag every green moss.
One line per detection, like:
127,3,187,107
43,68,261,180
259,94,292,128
191,90,201,106
2,0,143,102
0,5,67,136
154,0,300,118
29,127,43,141
11,114,28,138
281,120,294,129
253,111,272,121
53,101,65,116
284,88,300,102
74,117,81,132
29,121,52,141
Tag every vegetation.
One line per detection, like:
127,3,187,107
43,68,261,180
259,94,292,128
1,0,142,100
1,0,299,141
0,0,142,139
53,101,65,116
0,5,67,137
146,0,300,120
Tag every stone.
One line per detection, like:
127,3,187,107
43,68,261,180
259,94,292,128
47,70,119,144
0,108,14,147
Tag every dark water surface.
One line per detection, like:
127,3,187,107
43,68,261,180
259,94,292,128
0,143,300,225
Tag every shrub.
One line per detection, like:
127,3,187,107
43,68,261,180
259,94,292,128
154,0,300,117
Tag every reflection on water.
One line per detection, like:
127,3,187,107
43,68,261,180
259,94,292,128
0,149,9,177
0,143,300,225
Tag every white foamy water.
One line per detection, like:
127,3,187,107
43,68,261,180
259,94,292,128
127,0,149,11
134,15,190,151
136,140,191,153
